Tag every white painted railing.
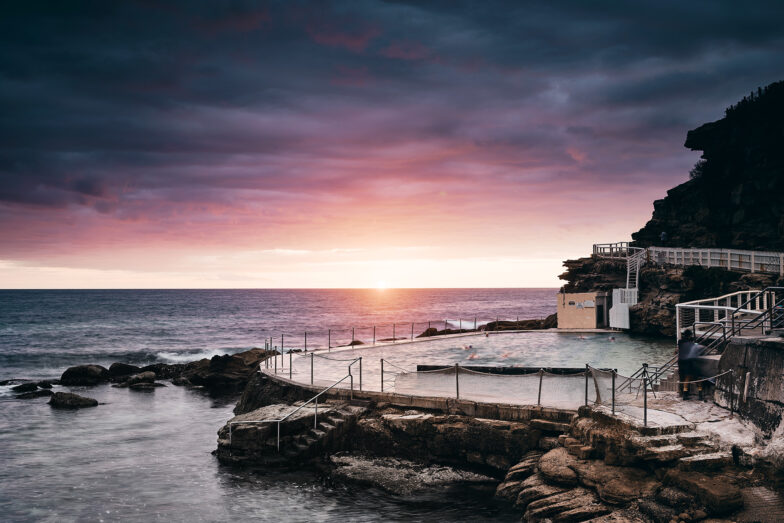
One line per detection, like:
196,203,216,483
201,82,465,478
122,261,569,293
593,242,644,258
647,247,784,276
675,289,777,341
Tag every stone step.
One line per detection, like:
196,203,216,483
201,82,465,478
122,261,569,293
640,444,689,462
678,452,732,472
630,434,678,448
317,422,335,432
531,418,571,433
675,431,710,446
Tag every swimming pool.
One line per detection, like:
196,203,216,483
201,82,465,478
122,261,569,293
273,331,674,407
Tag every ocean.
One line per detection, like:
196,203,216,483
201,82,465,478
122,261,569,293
0,288,559,522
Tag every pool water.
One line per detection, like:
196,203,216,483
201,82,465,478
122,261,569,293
280,331,674,407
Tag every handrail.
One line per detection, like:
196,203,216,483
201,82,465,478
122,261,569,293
228,372,353,451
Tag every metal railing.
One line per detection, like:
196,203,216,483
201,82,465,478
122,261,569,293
620,287,784,393
228,372,353,452
253,314,552,356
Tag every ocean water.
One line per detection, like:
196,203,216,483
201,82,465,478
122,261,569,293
1,288,563,522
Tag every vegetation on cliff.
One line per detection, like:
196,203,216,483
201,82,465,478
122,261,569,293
632,80,784,251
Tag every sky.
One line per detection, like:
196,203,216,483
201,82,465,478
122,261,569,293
1,1,783,289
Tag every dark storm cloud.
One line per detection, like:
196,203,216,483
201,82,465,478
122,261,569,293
1,0,783,219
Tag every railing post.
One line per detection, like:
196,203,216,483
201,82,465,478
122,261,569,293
328,329,331,351
304,332,307,352
359,357,363,391
444,320,447,331
289,350,292,380
381,359,384,392
411,322,414,341
611,370,616,415
310,353,314,385
373,326,376,346
281,334,284,355
474,317,477,330
496,316,499,331
352,327,355,344
350,373,354,400
315,397,318,429
455,363,460,399
537,369,543,407
275,351,277,374
584,364,589,406
643,364,648,427
459,318,462,331
393,323,396,341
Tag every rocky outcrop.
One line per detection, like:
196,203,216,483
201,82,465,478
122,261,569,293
560,256,782,337
108,362,141,379
59,364,109,386
632,81,784,251
48,392,98,409
17,389,54,399
234,372,315,415
353,410,542,475
329,453,495,496
180,348,273,393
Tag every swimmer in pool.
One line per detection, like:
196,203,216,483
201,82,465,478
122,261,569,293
609,336,616,341
468,353,478,360
500,352,510,359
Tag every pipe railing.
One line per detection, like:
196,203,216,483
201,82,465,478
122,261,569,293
228,373,353,451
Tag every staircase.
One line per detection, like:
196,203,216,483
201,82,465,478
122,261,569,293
622,286,784,396
216,401,367,466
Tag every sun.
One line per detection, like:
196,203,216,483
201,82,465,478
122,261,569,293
375,280,387,290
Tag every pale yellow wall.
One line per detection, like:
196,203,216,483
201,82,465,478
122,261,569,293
557,292,598,329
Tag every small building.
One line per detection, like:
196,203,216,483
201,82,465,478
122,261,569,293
557,291,610,329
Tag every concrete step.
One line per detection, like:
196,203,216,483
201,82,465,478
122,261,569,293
678,452,732,472
675,431,710,447
309,429,326,439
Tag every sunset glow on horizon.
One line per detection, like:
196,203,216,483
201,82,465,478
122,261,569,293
2,2,782,289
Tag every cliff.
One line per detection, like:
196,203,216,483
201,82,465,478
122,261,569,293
632,80,784,251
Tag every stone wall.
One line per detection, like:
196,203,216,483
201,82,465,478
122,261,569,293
716,336,784,436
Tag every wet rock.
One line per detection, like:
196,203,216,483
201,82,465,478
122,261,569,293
171,376,192,386
539,447,578,486
139,363,186,380
11,382,38,393
495,479,527,503
183,348,272,394
330,453,494,496
504,450,543,482
127,371,156,385
524,487,604,521
108,362,141,378
60,365,109,386
515,473,567,509
48,392,98,409
36,380,53,389
129,382,166,391
17,389,53,399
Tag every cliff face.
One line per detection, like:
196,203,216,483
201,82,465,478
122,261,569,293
632,81,784,251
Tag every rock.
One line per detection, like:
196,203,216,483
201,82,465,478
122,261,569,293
504,450,543,482
182,348,272,394
570,457,660,505
129,382,166,391
495,479,527,502
515,473,568,509
11,382,38,393
538,447,578,486
108,362,141,378
538,436,560,450
48,392,98,409
60,365,109,386
664,470,743,516
126,371,156,385
36,380,53,389
139,363,186,380
656,487,696,510
638,499,678,522
171,376,191,386
524,487,600,521
17,389,53,399
330,454,494,496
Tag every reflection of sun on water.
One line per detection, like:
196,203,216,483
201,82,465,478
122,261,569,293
375,280,387,290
